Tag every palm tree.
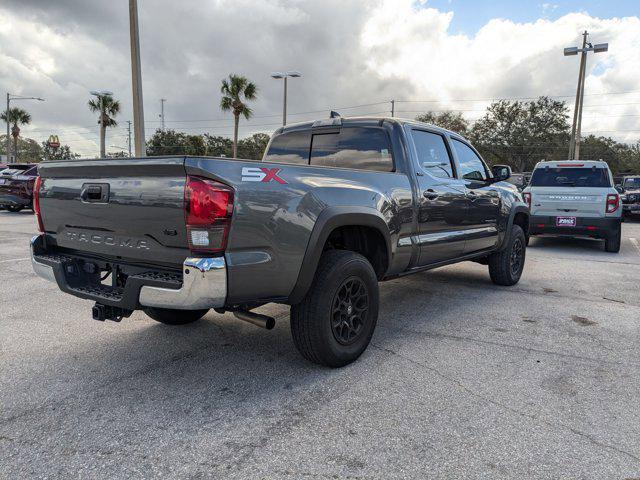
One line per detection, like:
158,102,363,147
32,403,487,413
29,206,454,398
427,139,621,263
88,94,121,158
220,74,258,158
1,107,31,162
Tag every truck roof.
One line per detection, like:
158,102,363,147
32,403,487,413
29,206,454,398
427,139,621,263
532,160,611,170
276,116,467,141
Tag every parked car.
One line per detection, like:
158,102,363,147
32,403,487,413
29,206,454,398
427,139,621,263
30,116,529,367
523,160,622,252
0,163,39,212
617,176,640,217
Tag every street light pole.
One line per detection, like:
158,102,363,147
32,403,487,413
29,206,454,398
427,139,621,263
271,71,301,126
129,0,146,156
564,31,608,160
4,93,45,162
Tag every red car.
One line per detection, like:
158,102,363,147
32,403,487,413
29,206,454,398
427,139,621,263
0,163,39,212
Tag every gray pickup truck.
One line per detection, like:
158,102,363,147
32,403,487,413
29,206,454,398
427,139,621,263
31,116,529,367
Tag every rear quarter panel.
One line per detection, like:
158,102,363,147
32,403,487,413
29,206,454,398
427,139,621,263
185,157,414,305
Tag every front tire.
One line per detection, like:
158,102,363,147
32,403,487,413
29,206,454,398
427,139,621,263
605,225,621,253
144,307,209,325
290,250,379,368
488,224,526,286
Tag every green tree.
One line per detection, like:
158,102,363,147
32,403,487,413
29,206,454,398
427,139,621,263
1,134,42,163
41,141,80,160
88,94,121,158
203,134,233,157
415,111,470,136
237,133,270,160
1,107,32,162
470,96,570,172
220,74,258,158
146,129,206,156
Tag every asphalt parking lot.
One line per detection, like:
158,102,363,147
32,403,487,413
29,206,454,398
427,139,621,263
1,210,639,479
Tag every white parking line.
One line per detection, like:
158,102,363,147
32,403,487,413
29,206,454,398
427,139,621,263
0,257,30,263
631,238,640,255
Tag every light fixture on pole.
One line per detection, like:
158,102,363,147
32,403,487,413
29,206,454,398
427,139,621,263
564,31,608,160
271,71,301,126
5,94,44,163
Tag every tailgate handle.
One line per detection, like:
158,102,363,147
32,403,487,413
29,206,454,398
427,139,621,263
80,183,109,203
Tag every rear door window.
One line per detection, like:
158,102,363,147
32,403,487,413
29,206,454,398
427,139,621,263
310,127,394,172
530,167,611,187
263,131,311,165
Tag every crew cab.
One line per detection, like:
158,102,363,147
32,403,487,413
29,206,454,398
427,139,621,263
0,163,38,212
31,116,529,367
523,160,622,252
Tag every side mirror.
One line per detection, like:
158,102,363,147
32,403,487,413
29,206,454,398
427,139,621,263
491,164,511,182
615,185,625,194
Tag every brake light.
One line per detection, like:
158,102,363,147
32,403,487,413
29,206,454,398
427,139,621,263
184,175,233,253
523,192,531,208
33,175,44,233
606,193,619,214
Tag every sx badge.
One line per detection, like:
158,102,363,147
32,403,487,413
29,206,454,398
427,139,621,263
241,167,287,184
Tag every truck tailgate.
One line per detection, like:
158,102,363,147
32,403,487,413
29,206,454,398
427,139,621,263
38,157,189,267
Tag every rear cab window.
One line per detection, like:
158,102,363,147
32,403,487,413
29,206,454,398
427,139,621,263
530,167,612,188
263,131,310,165
310,127,394,172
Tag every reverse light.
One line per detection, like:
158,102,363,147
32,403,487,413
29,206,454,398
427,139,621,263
606,194,619,214
523,192,531,209
184,175,234,253
33,175,44,233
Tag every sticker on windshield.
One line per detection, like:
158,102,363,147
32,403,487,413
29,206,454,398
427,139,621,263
241,167,287,184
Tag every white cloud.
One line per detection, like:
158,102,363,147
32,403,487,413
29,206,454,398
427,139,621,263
0,1,639,157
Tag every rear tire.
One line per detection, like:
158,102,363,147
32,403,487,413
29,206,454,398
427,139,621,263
6,205,23,212
144,307,209,325
605,225,621,253
488,224,526,286
290,250,379,368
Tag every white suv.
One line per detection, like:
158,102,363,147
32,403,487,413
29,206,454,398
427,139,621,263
523,160,622,253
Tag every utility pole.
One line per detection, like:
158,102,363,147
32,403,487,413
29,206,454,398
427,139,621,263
391,99,395,117
159,98,166,131
129,0,146,156
564,31,608,160
127,120,132,157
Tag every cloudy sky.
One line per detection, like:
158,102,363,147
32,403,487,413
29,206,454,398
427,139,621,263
1,0,639,156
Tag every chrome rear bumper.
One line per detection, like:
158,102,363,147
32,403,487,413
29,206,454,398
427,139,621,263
31,235,227,310
139,257,226,309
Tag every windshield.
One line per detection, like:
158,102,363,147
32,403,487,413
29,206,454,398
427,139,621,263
623,177,640,189
530,167,611,188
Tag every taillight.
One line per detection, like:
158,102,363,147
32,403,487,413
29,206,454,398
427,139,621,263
184,175,233,253
606,193,619,214
523,192,531,208
33,175,44,233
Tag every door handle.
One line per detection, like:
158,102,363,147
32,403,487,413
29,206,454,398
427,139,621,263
423,189,439,200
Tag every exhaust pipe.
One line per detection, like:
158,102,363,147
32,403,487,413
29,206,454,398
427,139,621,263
233,310,275,330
